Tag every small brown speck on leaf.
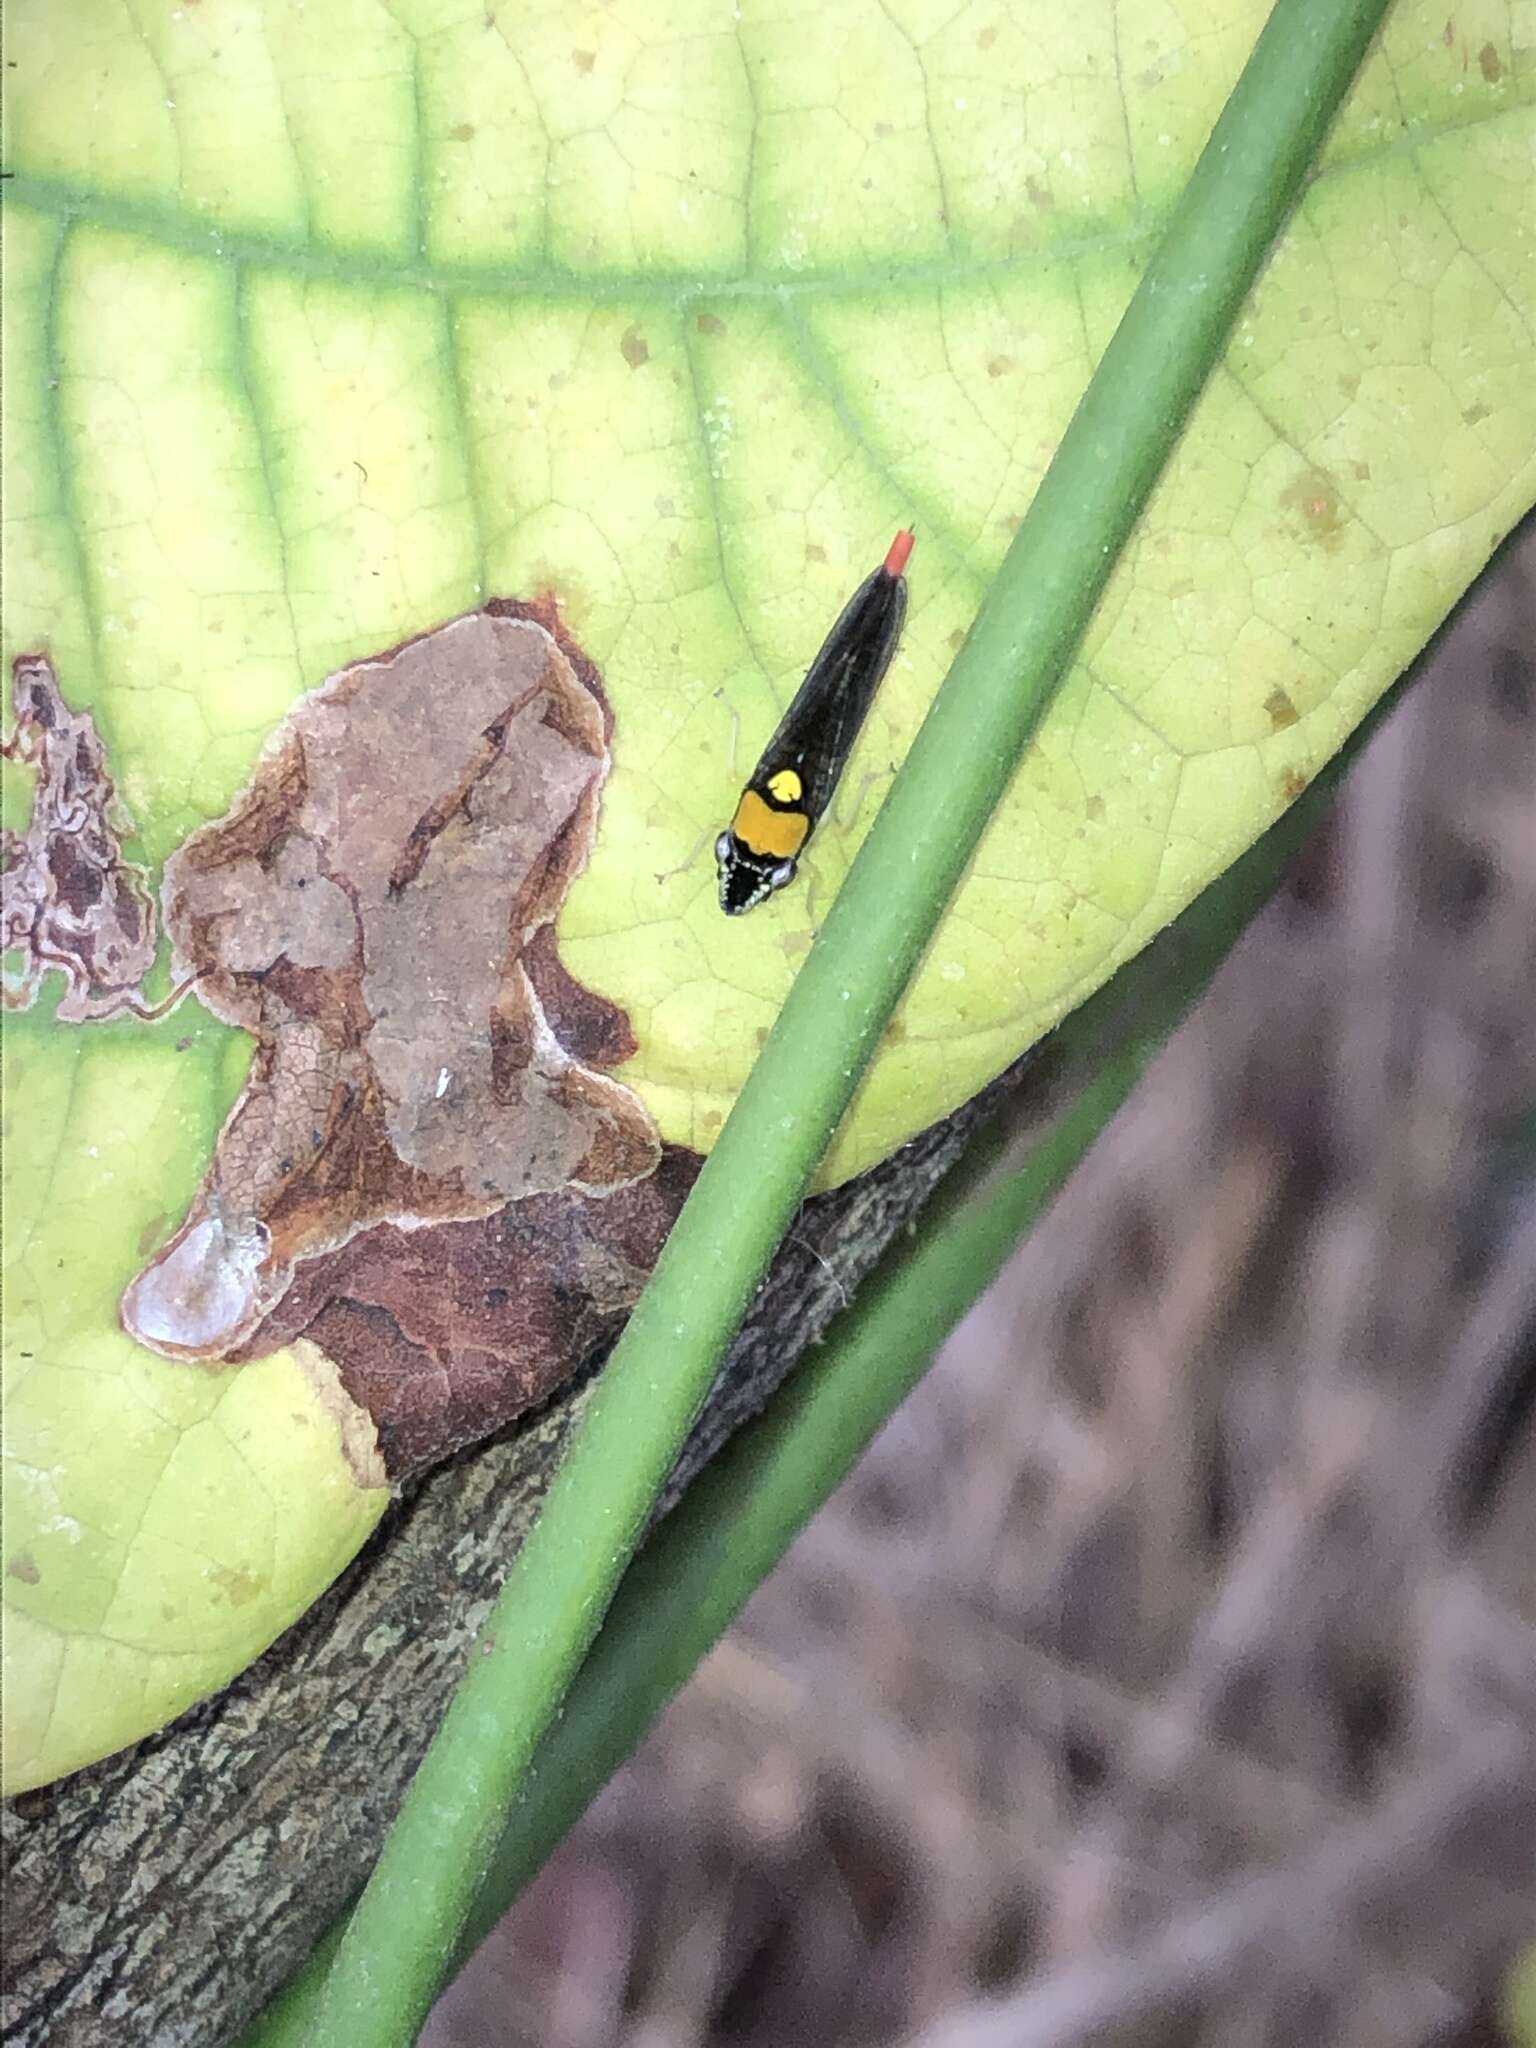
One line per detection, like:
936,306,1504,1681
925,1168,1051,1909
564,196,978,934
695,312,725,336
1265,687,1300,732
121,602,690,1478
620,324,650,369
208,1563,265,1608
7,1554,41,1585
1478,42,1502,82
136,1211,173,1259
1280,468,1346,550
572,48,595,72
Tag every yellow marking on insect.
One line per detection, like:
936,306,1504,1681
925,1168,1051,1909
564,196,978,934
765,767,802,806
732,788,810,860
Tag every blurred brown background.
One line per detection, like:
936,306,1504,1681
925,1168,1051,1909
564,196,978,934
425,535,1535,2048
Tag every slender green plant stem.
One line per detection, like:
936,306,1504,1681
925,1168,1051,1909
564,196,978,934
232,1081,1136,2048
455,657,1401,1956
307,4,1390,2038
241,616,1418,2048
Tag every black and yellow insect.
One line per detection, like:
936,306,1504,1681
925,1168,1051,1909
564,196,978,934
715,530,914,915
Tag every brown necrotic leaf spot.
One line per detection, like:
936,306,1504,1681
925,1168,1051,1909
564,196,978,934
119,601,697,1477
2,653,165,1022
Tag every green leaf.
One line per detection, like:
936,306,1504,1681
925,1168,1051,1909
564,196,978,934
3,0,1533,1795
0,1002,389,1792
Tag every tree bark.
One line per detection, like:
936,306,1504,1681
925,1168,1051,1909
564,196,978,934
1,1067,1025,2048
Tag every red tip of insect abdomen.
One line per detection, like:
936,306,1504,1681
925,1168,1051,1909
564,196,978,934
883,529,915,578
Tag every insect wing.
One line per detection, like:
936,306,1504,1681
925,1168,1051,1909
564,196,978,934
753,565,908,822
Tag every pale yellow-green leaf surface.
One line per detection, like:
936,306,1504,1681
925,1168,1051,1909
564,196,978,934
2,0,1533,1790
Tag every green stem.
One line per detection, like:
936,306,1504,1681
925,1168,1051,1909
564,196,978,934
243,591,1421,2048
307,4,1391,2038
457,590,1423,1954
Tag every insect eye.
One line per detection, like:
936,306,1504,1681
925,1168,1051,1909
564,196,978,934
769,859,797,892
714,832,734,865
